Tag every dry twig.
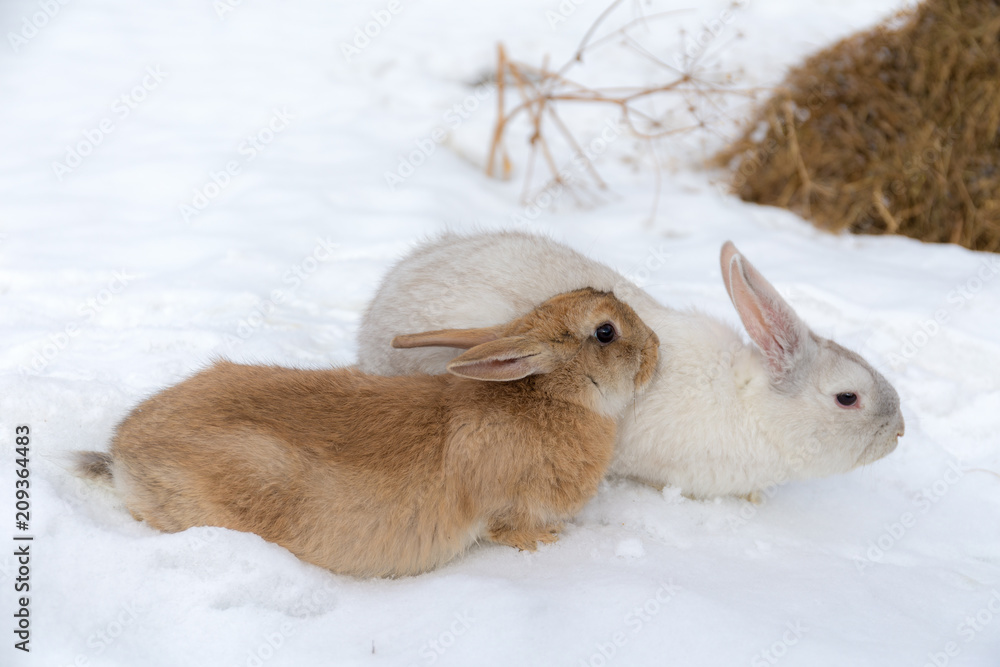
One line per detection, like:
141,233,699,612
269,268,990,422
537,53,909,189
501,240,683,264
486,0,750,213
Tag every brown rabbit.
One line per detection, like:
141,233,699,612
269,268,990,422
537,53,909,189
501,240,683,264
74,288,659,578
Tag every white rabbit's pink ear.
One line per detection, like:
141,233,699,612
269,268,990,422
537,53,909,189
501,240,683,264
392,326,500,350
446,337,556,382
720,241,813,380
720,241,739,299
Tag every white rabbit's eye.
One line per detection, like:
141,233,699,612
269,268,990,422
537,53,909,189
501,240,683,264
836,392,858,407
594,323,617,344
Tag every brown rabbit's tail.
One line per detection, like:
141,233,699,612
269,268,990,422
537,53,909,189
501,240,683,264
73,451,114,486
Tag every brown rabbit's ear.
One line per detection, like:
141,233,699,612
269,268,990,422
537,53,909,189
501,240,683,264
446,337,557,382
392,325,501,350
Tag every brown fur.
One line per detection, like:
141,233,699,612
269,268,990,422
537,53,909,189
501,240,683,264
77,289,658,578
73,451,113,485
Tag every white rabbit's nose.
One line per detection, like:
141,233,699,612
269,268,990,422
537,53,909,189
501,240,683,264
895,413,905,438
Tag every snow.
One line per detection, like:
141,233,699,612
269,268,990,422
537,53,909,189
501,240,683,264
1,0,999,665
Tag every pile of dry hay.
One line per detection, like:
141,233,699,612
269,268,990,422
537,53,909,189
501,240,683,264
717,0,1000,252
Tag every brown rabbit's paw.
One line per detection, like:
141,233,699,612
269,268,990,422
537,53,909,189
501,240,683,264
537,524,562,544
487,526,535,551
489,524,562,552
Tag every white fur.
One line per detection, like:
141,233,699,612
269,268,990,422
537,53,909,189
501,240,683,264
357,231,904,498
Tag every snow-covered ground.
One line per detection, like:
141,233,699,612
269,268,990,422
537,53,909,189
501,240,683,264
2,0,999,665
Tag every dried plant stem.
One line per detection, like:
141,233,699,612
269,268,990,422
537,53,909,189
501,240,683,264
485,0,745,209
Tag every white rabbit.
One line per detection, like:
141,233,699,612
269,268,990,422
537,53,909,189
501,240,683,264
357,231,905,499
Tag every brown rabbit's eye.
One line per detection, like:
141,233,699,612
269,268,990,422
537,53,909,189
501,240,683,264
594,323,617,344
836,392,858,407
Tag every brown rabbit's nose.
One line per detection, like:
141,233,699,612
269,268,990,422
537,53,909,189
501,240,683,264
895,413,905,438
